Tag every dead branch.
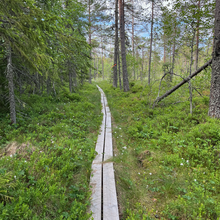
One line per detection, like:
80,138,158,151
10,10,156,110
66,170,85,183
152,59,212,108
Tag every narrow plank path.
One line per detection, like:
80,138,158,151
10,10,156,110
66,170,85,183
90,86,119,220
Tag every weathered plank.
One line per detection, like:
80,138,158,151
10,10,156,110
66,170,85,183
103,162,119,220
90,86,106,220
90,162,102,220
90,85,119,220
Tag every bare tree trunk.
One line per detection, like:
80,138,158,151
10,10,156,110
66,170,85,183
113,0,118,87
163,34,166,63
195,0,200,70
141,47,144,80
132,0,135,80
118,48,122,90
209,0,220,118
94,53,96,80
7,45,16,124
119,0,129,91
136,48,139,79
171,26,176,82
170,42,175,82
148,1,154,85
89,0,92,84
188,29,196,114
101,36,104,80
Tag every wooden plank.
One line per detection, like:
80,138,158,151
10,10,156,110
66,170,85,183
90,85,106,219
90,162,102,220
103,162,119,220
94,124,105,158
103,94,119,219
104,127,113,161
91,85,119,220
104,110,113,161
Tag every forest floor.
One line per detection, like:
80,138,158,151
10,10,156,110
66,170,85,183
0,76,220,220
98,77,220,220
0,83,102,219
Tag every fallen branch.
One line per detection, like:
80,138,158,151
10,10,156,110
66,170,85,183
152,59,212,108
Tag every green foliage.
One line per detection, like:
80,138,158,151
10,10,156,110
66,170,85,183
0,83,102,219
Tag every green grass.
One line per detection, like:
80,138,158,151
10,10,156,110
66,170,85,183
0,83,102,220
99,73,220,220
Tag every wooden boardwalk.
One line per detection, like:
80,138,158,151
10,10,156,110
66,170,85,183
90,86,119,220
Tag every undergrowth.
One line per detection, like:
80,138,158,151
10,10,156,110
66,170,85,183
0,83,102,219
99,72,220,220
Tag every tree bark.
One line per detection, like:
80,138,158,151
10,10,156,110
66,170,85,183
195,0,200,70
119,0,129,91
209,0,220,118
118,47,122,90
89,0,92,84
141,46,144,80
132,0,135,80
113,0,118,88
148,0,154,85
163,34,166,63
7,45,16,124
153,59,212,107
170,25,176,82
188,29,196,114
94,54,96,80
101,36,104,80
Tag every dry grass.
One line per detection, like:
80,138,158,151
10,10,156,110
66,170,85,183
1,141,35,159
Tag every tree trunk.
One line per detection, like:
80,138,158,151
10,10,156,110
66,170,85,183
188,29,196,114
195,0,200,70
132,0,135,80
141,47,144,80
148,1,154,85
170,26,176,82
102,36,104,80
113,0,118,88
89,0,92,84
118,48,122,90
209,0,220,118
94,53,96,80
119,0,129,91
7,45,16,124
163,34,166,63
